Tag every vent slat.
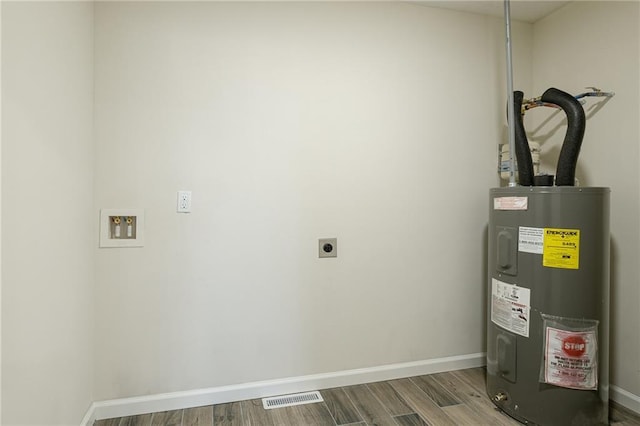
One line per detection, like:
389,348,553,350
262,391,323,409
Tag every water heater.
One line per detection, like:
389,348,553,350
486,87,610,425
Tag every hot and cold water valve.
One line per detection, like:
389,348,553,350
99,209,145,248
110,215,137,239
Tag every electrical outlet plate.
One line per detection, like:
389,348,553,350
319,238,337,258
99,208,145,248
177,190,192,213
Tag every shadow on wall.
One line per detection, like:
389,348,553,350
608,237,619,383
528,97,612,145
481,223,489,354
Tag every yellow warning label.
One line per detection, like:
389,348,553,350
543,228,580,269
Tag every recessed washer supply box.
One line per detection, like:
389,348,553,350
99,208,145,248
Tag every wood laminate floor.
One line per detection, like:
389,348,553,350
95,368,640,426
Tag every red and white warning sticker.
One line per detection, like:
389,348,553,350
544,326,597,390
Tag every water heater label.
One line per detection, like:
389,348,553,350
544,326,597,390
491,279,530,337
494,196,528,210
519,226,544,254
543,228,580,269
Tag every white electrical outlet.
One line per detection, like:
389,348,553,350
177,191,192,213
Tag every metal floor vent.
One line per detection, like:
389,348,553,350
262,391,323,410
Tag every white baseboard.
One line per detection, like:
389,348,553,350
611,384,640,415
80,404,96,426
82,352,485,424
81,353,640,425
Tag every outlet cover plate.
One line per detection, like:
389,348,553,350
319,238,337,258
100,209,145,248
177,190,192,213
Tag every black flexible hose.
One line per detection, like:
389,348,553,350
540,88,586,186
513,91,534,186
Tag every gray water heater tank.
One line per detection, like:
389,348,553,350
487,186,610,426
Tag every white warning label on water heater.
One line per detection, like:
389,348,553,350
519,226,544,254
491,279,530,338
494,196,528,210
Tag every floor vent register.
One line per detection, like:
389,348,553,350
262,391,324,410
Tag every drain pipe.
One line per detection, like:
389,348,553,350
504,0,517,187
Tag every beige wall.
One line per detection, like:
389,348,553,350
531,1,640,397
3,2,638,424
1,2,95,424
91,2,532,400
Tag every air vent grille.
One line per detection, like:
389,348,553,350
262,391,323,410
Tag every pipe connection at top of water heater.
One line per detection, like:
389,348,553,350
511,87,586,187
513,91,534,186
504,0,517,187
540,88,586,186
